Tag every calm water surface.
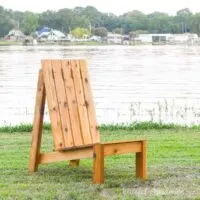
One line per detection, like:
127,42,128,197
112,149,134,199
1,45,200,125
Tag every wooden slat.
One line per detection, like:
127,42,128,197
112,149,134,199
71,60,92,145
103,141,142,156
60,143,94,151
42,60,64,149
61,60,83,146
38,148,93,164
103,139,146,145
29,70,46,172
93,144,104,184
51,60,74,147
79,60,100,143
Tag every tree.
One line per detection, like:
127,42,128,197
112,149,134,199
1,5,200,38
22,12,39,35
92,27,107,37
119,10,148,34
55,8,76,33
129,30,149,38
0,17,14,37
39,10,57,29
190,13,200,35
0,7,14,37
74,6,103,28
113,27,123,34
176,8,192,33
101,13,119,31
147,12,172,33
71,27,90,38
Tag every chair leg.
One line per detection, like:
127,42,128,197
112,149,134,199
29,70,46,172
93,144,104,184
69,160,80,167
136,141,147,180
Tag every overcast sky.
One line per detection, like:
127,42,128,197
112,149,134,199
1,0,200,15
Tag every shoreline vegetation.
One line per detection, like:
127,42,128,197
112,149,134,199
1,121,200,133
0,40,198,46
0,40,109,46
0,40,22,46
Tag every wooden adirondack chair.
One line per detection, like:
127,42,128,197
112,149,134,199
29,59,147,184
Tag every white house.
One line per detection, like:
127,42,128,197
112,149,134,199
134,34,172,43
5,29,25,41
168,33,199,44
90,35,102,42
37,28,66,41
47,30,65,41
107,32,122,44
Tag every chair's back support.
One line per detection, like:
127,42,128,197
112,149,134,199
42,59,100,150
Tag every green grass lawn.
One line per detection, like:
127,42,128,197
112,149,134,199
0,127,200,200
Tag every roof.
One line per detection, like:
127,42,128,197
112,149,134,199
7,29,25,37
37,28,65,38
51,30,65,37
37,27,51,36
107,32,122,37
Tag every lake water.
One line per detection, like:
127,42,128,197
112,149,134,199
1,45,200,126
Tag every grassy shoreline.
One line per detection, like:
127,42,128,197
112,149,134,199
0,40,22,46
0,121,200,133
0,39,152,46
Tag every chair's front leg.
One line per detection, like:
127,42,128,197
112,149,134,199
93,144,104,184
136,141,147,180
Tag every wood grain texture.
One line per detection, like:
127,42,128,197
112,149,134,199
39,148,93,164
102,139,146,144
42,60,64,150
136,141,147,180
41,59,101,149
52,60,74,147
62,60,83,146
71,60,92,145
79,60,100,143
29,70,46,172
103,141,141,156
93,144,104,184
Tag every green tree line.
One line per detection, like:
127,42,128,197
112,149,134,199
1,5,200,38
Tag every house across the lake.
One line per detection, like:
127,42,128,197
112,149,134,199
134,33,199,44
90,35,102,42
107,32,123,44
36,27,51,38
5,29,25,41
168,33,199,44
134,34,172,43
37,27,66,41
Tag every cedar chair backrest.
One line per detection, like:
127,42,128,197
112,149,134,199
42,59,100,150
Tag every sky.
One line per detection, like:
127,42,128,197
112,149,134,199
0,0,200,15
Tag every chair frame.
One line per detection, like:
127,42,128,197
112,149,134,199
29,61,147,184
